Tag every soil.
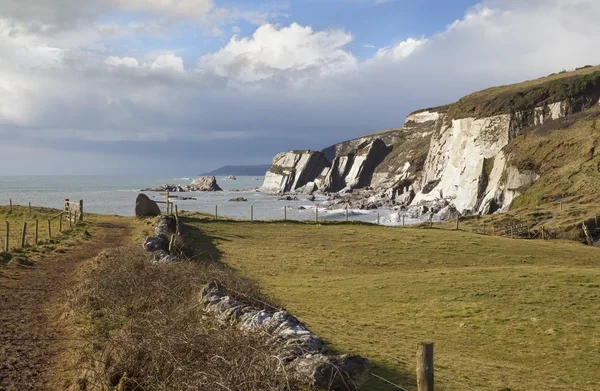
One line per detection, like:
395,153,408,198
0,217,134,391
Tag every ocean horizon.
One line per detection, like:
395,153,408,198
0,175,415,225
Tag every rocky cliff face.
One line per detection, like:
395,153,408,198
262,67,600,216
261,151,331,194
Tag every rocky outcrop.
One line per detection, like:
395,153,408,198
262,68,600,216
411,100,579,215
190,176,222,191
201,282,370,390
135,193,161,217
261,151,331,194
323,139,391,193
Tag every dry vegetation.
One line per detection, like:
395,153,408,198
181,216,600,391
64,220,310,391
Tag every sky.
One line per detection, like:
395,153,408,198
1,0,600,175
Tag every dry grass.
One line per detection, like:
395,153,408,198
181,217,600,391
65,224,311,390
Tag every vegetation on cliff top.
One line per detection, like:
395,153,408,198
414,65,600,119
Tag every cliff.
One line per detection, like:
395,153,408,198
262,65,600,216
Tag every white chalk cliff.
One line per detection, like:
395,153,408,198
262,67,600,215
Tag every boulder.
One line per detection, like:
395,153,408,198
135,193,161,217
190,176,222,191
224,175,237,180
143,235,167,252
0,251,12,265
289,354,371,391
229,197,248,202
438,205,460,221
307,194,316,202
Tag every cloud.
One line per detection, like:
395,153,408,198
3,0,600,174
198,23,357,84
0,0,216,28
151,53,184,72
373,37,427,60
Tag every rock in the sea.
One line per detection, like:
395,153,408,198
190,176,222,191
224,175,237,180
142,184,186,192
229,197,248,202
307,194,316,202
279,195,299,201
135,193,161,217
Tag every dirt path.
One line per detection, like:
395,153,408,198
0,216,134,391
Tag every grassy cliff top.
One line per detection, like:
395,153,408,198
413,64,600,119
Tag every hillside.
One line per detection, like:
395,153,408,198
201,164,270,176
261,65,600,241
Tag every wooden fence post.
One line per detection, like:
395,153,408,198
166,192,170,215
79,200,84,222
5,222,8,251
168,234,175,253
35,219,38,244
59,213,63,232
315,208,319,224
29,202,32,216
215,205,218,220
9,199,12,214
402,214,405,227
560,199,563,212
21,222,27,248
377,212,380,225
69,211,72,228
346,207,349,222
456,215,459,230
251,205,254,222
541,226,545,241
582,222,593,246
284,206,287,221
48,219,52,239
417,342,434,391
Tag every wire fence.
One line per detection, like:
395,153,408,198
0,199,83,252
223,286,481,391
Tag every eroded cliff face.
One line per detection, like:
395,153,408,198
411,100,586,214
262,68,600,214
261,151,330,194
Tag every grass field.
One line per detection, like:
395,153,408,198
183,216,600,391
0,205,89,260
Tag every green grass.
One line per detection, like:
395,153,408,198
0,205,90,260
416,65,600,119
183,217,600,391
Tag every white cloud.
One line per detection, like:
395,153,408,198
111,0,214,20
198,23,357,84
106,56,139,67
3,1,600,174
374,37,427,60
151,53,184,72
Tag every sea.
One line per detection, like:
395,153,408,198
0,175,419,225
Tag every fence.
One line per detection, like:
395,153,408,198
224,284,479,391
1,199,84,252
